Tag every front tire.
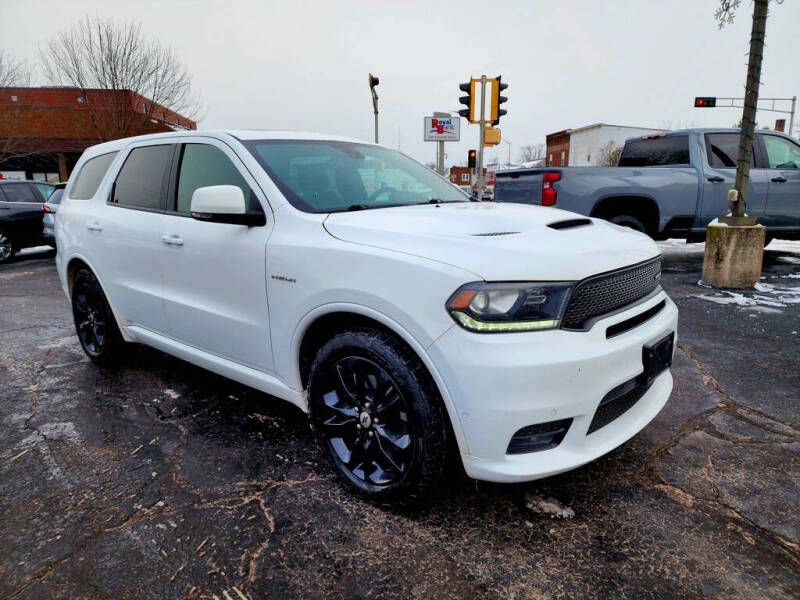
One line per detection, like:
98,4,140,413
308,329,447,507
608,214,647,234
71,268,126,366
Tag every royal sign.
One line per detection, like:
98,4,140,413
424,116,460,142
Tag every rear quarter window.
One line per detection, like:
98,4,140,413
705,133,739,168
618,136,690,167
70,152,119,199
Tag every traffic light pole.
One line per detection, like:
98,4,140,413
476,75,487,196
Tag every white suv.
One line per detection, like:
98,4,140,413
55,130,678,505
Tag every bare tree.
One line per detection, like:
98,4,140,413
0,52,33,163
0,51,30,88
517,143,545,163
593,141,622,167
39,16,201,142
714,0,781,221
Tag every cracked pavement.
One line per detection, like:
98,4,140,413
1,245,798,599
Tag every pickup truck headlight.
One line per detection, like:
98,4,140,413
446,282,573,333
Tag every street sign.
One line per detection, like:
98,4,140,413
424,116,460,141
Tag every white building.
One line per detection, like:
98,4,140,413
567,123,667,166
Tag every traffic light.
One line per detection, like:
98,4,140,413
459,80,479,123
491,76,508,125
467,149,477,168
369,73,379,90
694,97,716,108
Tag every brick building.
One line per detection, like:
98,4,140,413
545,123,667,167
545,129,571,167
449,167,490,190
0,87,196,182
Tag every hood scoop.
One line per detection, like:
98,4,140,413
471,231,521,237
547,218,592,230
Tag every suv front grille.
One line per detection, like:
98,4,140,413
562,257,662,330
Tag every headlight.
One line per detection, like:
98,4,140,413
446,282,574,333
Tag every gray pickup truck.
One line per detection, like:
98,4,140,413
494,129,800,242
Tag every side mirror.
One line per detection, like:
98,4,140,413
190,185,265,226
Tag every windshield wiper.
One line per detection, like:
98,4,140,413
346,204,370,211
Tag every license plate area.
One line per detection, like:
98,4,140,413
642,332,674,386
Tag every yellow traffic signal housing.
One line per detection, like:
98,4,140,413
484,126,501,147
489,76,508,125
458,78,481,124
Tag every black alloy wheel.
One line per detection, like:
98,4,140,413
308,329,447,506
73,282,107,356
316,356,413,487
71,268,125,365
0,233,13,263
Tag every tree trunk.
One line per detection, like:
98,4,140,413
733,0,768,218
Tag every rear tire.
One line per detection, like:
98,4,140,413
608,214,647,233
71,268,126,366
307,328,447,507
0,233,14,264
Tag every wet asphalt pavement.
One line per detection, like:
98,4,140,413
0,245,799,599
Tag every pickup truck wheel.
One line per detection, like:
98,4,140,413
0,233,14,264
308,329,447,507
71,268,125,366
608,215,646,233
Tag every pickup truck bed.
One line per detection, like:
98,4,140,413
494,129,800,241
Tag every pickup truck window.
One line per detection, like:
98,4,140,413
618,136,690,167
763,135,800,169
705,133,739,168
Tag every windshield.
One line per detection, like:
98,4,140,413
244,140,469,213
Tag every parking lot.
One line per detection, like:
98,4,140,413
1,243,798,599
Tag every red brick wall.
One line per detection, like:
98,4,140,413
545,130,570,167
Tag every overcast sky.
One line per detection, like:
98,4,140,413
2,0,799,167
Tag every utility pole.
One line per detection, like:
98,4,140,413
368,73,379,144
476,75,487,196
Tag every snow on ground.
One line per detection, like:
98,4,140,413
665,238,800,312
658,238,800,257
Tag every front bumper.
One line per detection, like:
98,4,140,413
429,290,678,483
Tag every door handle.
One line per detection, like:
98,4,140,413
86,222,103,231
161,234,184,246
707,176,725,183
771,176,787,183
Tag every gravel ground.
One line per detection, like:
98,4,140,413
0,242,798,599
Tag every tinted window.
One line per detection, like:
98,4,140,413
33,183,55,201
175,144,260,213
48,189,64,205
705,133,739,168
0,183,38,203
618,136,690,167
763,135,800,169
113,145,172,210
71,152,118,199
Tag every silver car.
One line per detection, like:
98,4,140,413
42,183,66,247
